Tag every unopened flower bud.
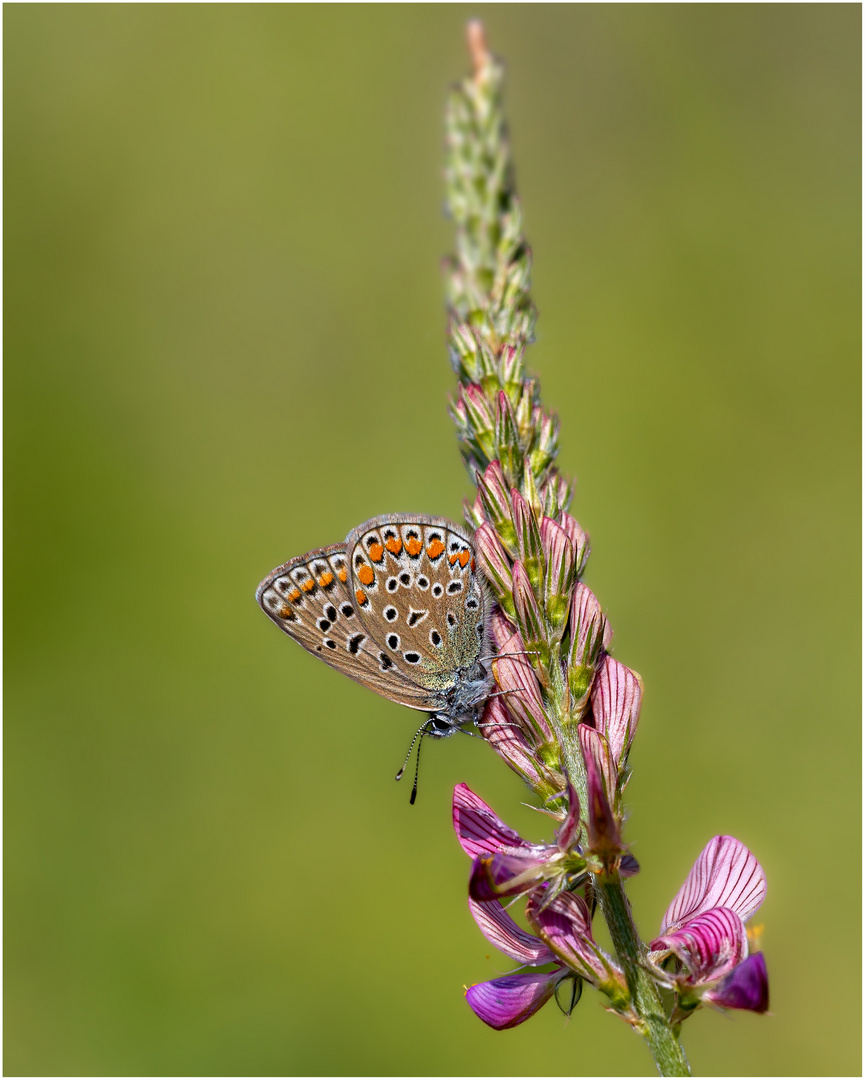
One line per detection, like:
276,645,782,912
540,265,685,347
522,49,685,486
540,517,576,640
511,490,545,592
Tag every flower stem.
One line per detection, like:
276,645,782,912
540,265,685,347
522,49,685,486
595,874,690,1077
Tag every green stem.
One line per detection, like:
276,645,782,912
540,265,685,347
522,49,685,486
595,874,690,1077
557,735,688,1076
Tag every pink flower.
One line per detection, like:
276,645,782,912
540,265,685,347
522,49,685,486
452,782,584,902
649,835,769,1015
463,896,569,1029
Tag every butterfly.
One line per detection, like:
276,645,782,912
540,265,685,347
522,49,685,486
256,515,495,754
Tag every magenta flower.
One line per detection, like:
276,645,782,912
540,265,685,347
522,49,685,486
649,835,769,1016
453,782,585,902
463,896,568,1030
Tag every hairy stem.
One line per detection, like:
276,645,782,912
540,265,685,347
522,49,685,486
596,874,690,1077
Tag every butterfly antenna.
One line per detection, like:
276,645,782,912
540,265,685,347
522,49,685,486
395,717,432,784
409,722,432,805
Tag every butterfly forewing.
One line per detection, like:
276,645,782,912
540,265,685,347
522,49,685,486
345,516,490,696
256,543,433,708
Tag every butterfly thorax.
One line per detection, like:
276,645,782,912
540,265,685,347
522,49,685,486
427,659,495,738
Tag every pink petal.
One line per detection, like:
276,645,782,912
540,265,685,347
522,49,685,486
488,607,515,649
558,511,590,576
468,898,555,965
475,522,514,606
555,782,581,852
568,584,611,711
527,890,621,987
479,697,546,788
493,632,553,745
661,835,767,932
582,734,621,858
578,724,617,809
452,783,531,859
650,906,748,985
469,851,551,902
465,970,559,1030
591,655,642,767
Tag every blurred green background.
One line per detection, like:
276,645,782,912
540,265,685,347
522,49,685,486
5,5,859,1076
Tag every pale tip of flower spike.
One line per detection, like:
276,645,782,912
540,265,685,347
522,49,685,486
466,20,491,81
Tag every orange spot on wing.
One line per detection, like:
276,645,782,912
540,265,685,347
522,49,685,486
459,549,470,568
449,552,459,565
427,539,445,559
406,537,422,557
368,542,384,562
355,589,367,606
278,604,293,618
385,537,403,556
357,564,375,587
300,579,316,592
337,569,347,582
288,588,302,603
470,556,475,571
318,571,334,587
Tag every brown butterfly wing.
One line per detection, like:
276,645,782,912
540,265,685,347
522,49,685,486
256,543,433,709
345,516,490,697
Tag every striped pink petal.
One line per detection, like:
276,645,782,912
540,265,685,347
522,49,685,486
453,783,537,859
650,906,747,985
468,898,555,965
578,724,617,808
558,511,590,576
527,890,622,988
479,697,546,788
591,655,642,767
661,835,767,932
582,734,621,858
488,607,516,649
493,632,553,745
465,970,560,1029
